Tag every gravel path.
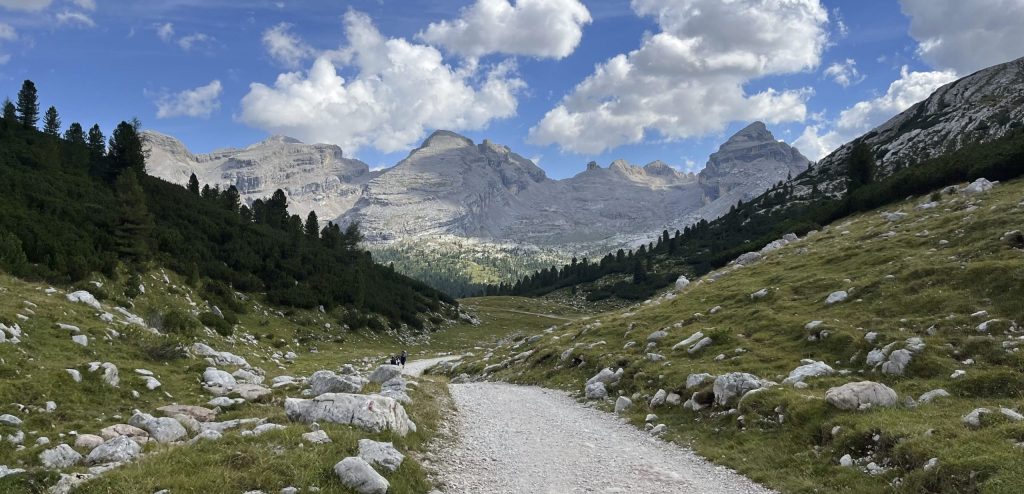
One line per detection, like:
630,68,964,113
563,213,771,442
433,382,775,494
402,356,462,377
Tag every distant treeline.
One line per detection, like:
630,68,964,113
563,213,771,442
0,80,453,330
493,125,1024,299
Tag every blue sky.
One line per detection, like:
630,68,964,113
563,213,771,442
1,0,1022,179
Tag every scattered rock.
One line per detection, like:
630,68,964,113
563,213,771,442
839,454,853,467
750,288,769,300
302,430,331,444
647,330,668,342
309,370,367,396
825,381,898,410
674,276,690,290
585,382,607,400
649,389,667,408
367,365,402,384
39,444,82,470
285,394,415,436
962,177,995,195
672,332,704,351
614,397,632,414
128,413,188,443
66,291,101,310
85,436,141,465
918,389,951,404
0,414,22,427
357,439,405,473
334,457,389,494
687,337,713,354
71,335,88,347
203,368,237,387
686,373,714,389
881,349,912,375
74,434,104,451
66,369,82,383
713,373,771,406
962,408,991,428
157,405,216,423
782,361,834,385
826,291,849,305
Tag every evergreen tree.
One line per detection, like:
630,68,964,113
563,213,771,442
222,185,241,212
64,122,86,144
250,199,266,224
341,221,364,252
187,173,200,195
304,211,319,240
631,258,647,284
1,98,15,131
238,204,252,223
265,189,289,228
112,169,153,263
16,80,39,129
107,120,146,178
43,106,61,136
87,124,105,158
846,141,875,193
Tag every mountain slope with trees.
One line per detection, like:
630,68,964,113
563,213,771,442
0,80,453,331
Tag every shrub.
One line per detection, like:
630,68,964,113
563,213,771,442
199,311,233,337
160,309,198,336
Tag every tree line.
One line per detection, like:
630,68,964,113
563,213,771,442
0,80,453,331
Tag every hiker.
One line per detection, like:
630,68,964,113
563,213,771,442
389,355,398,366
400,350,408,368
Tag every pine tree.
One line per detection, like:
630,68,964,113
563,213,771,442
64,122,85,144
108,120,146,178
632,258,647,284
222,185,241,212
43,106,61,136
2,98,16,130
340,222,364,252
304,211,319,240
16,80,39,129
265,189,289,228
87,124,105,158
112,169,153,263
187,173,200,195
846,141,875,193
238,204,252,223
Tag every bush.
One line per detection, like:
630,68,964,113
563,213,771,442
140,338,188,361
160,309,198,336
199,311,233,337
950,370,1024,398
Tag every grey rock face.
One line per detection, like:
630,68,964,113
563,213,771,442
309,370,367,396
367,365,402,384
39,444,82,470
782,361,834,385
585,382,607,400
128,413,188,443
698,122,809,203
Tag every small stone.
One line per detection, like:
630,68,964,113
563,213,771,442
334,457,389,494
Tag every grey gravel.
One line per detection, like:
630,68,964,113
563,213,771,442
434,382,775,494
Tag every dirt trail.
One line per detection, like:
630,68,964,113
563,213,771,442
432,382,774,494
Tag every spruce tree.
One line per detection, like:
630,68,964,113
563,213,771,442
340,222,364,252
64,122,86,144
112,169,153,263
16,80,39,129
222,185,241,212
43,106,61,136
846,141,875,193
87,124,105,158
187,173,200,195
304,211,319,240
108,120,146,178
265,189,289,228
2,98,16,130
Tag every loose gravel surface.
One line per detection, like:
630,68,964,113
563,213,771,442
402,356,462,377
433,382,775,494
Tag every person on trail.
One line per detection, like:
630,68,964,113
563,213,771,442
389,355,398,366
400,350,408,368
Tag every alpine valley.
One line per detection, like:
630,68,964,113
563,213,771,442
144,122,809,296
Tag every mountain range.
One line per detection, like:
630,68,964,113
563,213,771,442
144,121,808,289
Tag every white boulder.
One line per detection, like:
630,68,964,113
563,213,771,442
66,291,101,310
285,393,415,436
39,444,82,470
825,381,898,410
357,439,404,473
334,457,388,494
85,436,141,465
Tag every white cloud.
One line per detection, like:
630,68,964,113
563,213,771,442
0,0,51,11
56,10,95,27
178,32,212,51
793,66,958,160
72,0,95,10
419,0,591,59
154,80,223,119
823,59,864,87
156,22,174,42
239,10,524,154
0,22,16,41
529,0,829,154
262,22,314,68
900,0,1024,74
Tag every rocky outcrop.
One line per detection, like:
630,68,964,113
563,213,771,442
284,394,416,436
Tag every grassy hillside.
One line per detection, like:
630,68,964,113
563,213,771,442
0,268,459,493
446,175,1024,493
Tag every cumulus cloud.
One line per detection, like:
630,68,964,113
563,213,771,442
239,10,524,153
900,0,1024,74
0,0,52,11
793,66,958,160
528,0,829,154
56,10,95,27
419,0,591,59
153,80,223,119
156,22,174,42
262,22,315,68
824,59,864,87
178,32,213,51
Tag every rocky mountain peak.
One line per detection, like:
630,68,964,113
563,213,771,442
585,161,601,171
255,135,304,147
698,122,809,202
420,130,475,151
643,160,676,176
